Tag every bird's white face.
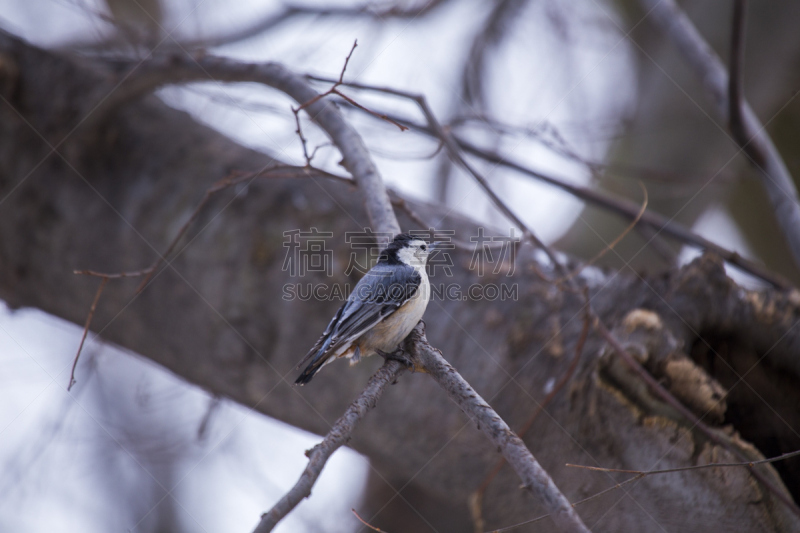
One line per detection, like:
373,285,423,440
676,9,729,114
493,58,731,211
396,239,433,269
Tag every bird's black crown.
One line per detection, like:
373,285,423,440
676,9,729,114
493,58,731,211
377,233,415,265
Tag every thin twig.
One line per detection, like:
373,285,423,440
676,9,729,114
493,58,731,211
295,40,405,132
488,475,646,532
331,89,408,131
556,183,648,283
292,110,312,165
352,508,389,532
68,276,108,391
567,448,800,475
253,361,406,533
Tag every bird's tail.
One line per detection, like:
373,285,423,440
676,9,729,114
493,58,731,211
294,334,334,385
294,355,328,385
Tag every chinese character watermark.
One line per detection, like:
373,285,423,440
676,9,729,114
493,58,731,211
468,227,519,276
282,228,333,277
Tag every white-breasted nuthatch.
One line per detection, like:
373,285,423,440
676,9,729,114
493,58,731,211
295,233,438,385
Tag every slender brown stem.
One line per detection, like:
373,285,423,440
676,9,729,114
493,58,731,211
68,276,108,391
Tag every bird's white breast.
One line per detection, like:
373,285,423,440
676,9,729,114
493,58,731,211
359,270,430,354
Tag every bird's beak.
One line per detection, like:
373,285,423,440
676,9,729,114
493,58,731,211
429,242,442,251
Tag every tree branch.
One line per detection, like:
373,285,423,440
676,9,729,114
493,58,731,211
253,360,406,533
728,0,747,141
407,323,591,533
638,0,800,271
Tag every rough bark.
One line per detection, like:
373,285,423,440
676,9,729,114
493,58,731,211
2,33,800,531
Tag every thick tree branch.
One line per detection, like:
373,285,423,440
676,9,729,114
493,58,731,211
638,0,800,270
253,360,406,533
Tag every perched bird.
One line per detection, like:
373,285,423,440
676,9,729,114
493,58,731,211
295,233,437,385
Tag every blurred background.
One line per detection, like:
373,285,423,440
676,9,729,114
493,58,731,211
1,0,799,531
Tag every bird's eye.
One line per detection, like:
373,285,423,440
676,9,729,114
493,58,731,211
421,244,427,251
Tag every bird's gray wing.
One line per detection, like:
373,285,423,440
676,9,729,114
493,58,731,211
329,264,421,346
300,264,421,364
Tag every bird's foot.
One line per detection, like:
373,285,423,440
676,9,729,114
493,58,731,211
376,348,414,370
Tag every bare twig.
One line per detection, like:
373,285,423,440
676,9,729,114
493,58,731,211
68,276,108,391
352,508,389,532
556,183,648,283
293,41,406,133
253,360,406,533
408,324,591,533
639,0,800,270
330,89,408,132
487,474,645,532
567,449,800,475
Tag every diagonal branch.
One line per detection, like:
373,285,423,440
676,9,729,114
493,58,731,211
638,0,800,271
406,323,591,533
253,360,406,533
